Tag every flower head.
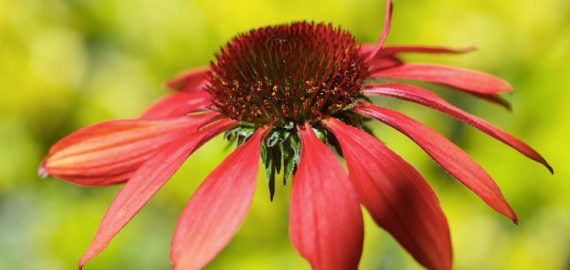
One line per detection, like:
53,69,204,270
40,1,552,269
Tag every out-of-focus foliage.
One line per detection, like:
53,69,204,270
0,0,569,269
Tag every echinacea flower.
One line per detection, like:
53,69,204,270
39,0,552,269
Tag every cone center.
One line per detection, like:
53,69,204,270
207,22,368,126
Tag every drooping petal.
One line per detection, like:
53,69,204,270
355,102,517,222
41,113,219,186
325,118,452,270
170,127,267,270
363,84,552,172
371,63,512,94
365,0,393,62
165,67,210,92
78,118,236,269
289,123,364,270
140,91,213,120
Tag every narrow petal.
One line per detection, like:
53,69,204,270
289,123,364,270
363,84,552,172
325,118,452,270
360,43,475,56
140,91,213,120
165,67,210,92
170,127,267,270
360,44,474,57
41,113,219,186
365,0,393,62
78,118,236,269
371,63,512,94
356,102,517,222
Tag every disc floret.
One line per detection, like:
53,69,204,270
207,22,368,127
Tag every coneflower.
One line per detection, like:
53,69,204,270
39,1,551,269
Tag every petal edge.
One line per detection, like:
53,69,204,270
371,63,512,94
363,84,552,173
289,123,364,270
78,118,236,269
325,118,452,270
171,127,267,270
356,102,518,223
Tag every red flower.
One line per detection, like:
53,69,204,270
40,1,552,269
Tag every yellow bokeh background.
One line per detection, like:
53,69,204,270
1,0,569,269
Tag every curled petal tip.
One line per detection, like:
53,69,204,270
461,45,477,53
505,82,514,92
532,154,554,174
506,208,518,225
540,159,554,174
38,162,49,178
78,253,91,270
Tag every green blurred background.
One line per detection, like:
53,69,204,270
1,0,569,269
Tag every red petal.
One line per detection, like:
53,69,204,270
369,56,404,71
41,113,219,186
360,44,474,57
372,64,512,94
290,123,364,270
170,128,267,270
78,118,236,269
372,45,475,59
356,102,518,222
365,0,393,62
50,172,134,186
359,46,402,70
363,84,552,172
165,67,210,92
325,118,452,270
140,91,213,120
359,44,375,56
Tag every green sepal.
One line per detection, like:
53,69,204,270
259,128,302,200
272,143,282,174
282,131,300,185
224,126,256,148
260,144,276,201
312,127,328,142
